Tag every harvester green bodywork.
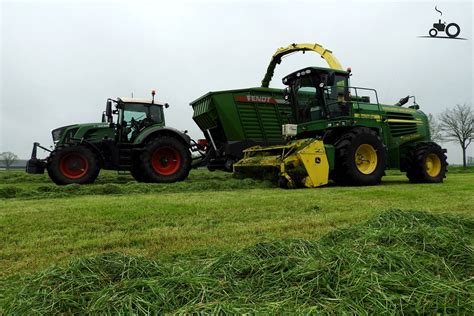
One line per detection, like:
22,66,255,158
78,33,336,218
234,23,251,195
191,70,430,172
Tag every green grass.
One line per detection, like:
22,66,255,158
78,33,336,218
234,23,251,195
2,210,473,313
1,168,473,313
1,168,473,277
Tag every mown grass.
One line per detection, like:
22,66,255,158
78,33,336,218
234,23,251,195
2,210,473,314
1,169,473,277
1,168,473,313
0,169,273,199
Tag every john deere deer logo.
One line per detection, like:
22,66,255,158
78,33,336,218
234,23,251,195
419,6,466,40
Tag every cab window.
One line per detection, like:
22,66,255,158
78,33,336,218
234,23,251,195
324,74,350,118
121,103,163,141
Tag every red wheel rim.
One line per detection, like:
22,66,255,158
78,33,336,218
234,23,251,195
151,147,181,176
59,153,89,179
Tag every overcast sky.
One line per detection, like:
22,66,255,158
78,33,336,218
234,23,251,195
1,0,472,163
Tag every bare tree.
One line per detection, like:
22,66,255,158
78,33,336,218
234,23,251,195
428,113,443,143
0,152,19,170
438,104,474,168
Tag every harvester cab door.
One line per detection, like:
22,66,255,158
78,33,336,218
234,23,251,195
292,76,326,123
322,74,351,119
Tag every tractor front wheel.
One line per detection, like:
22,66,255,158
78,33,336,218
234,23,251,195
140,136,191,183
47,146,100,185
405,143,447,183
332,127,387,186
429,28,438,37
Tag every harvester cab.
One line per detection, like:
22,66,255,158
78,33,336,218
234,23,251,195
282,67,351,126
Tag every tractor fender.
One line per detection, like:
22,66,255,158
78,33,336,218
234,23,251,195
133,126,191,146
54,141,107,166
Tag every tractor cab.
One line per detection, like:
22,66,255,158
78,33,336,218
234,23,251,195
283,67,351,124
104,93,169,142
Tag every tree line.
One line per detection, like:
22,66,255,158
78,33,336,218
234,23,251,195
429,103,473,168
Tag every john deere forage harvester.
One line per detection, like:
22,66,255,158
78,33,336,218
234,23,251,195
192,43,447,187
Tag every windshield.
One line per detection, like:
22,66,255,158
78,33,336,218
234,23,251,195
292,73,350,123
122,103,163,125
293,76,325,123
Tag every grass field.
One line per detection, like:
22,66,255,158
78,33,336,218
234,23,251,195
1,168,473,313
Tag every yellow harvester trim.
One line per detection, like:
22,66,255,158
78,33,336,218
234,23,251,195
261,43,344,88
233,139,330,188
296,140,330,187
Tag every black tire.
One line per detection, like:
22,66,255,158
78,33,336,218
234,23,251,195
332,127,387,186
278,177,289,189
429,28,438,37
139,136,191,183
130,162,147,182
405,142,447,183
445,23,460,38
47,146,100,185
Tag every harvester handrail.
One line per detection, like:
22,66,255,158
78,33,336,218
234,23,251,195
348,86,380,105
261,43,344,88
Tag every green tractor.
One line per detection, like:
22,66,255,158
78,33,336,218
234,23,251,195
192,43,448,187
27,92,195,185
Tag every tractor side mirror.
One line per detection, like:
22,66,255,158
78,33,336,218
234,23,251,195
106,100,112,122
101,112,106,123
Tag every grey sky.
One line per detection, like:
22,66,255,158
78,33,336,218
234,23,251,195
1,0,473,163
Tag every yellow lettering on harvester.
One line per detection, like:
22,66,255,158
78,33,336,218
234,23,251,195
400,133,421,140
354,113,382,121
382,107,416,113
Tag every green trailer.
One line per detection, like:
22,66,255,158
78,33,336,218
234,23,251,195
191,87,291,170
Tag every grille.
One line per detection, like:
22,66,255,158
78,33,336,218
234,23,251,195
386,111,417,137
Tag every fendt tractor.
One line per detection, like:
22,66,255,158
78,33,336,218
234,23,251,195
191,43,448,188
27,92,199,185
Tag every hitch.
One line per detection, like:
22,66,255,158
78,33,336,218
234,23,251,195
25,142,50,174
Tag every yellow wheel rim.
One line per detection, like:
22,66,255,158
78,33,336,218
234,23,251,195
355,144,378,174
425,153,441,177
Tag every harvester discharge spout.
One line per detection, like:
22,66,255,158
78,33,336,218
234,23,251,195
261,43,344,88
233,139,333,189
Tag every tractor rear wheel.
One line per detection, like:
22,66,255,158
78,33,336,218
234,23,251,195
405,142,447,183
47,146,100,185
140,136,191,183
446,23,460,38
332,127,387,186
